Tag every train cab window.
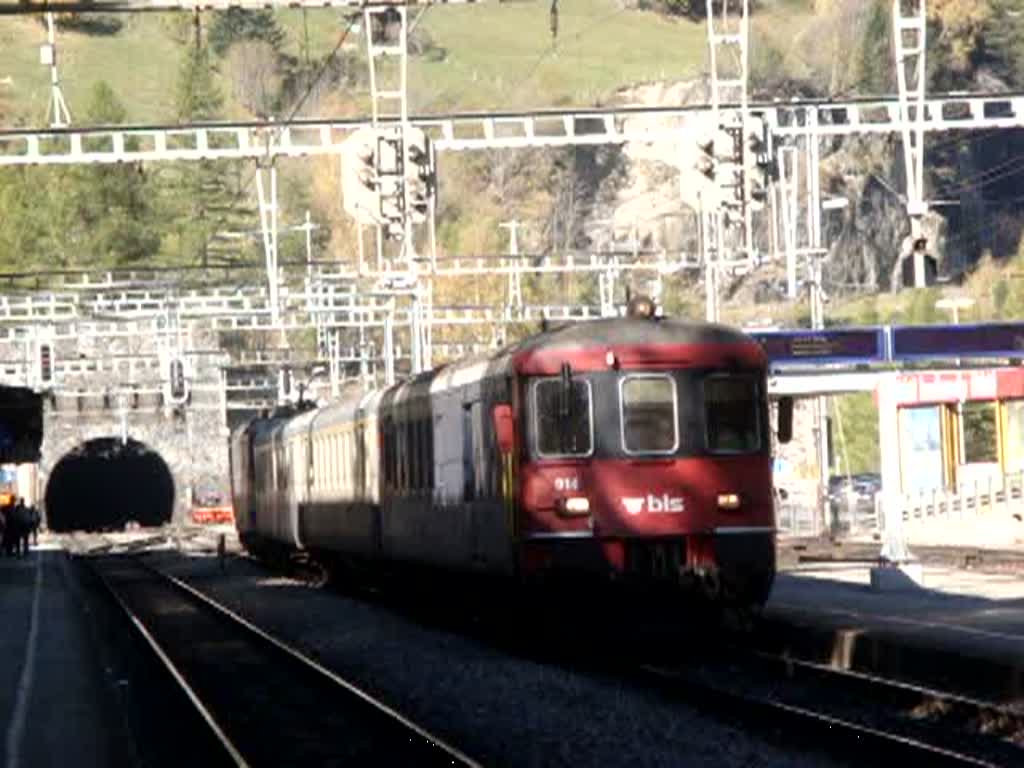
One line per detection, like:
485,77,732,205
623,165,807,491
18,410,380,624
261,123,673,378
534,378,593,458
620,375,678,454
705,376,761,454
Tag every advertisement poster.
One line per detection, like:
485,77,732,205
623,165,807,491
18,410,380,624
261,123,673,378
899,406,944,492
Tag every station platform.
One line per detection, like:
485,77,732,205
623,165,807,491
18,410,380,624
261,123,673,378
764,562,1024,706
0,546,134,768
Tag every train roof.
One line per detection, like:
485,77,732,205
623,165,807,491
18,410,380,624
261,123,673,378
510,317,755,351
505,317,764,374
246,317,761,441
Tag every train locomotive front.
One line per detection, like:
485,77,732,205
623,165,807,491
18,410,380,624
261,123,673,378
506,314,776,607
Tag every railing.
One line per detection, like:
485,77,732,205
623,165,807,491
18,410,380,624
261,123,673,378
775,472,1024,541
775,487,823,538
897,471,1024,527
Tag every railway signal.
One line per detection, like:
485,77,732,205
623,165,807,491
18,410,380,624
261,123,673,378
695,136,716,181
694,130,733,211
168,357,188,404
278,366,293,404
341,127,384,228
745,115,773,212
404,127,435,224
37,342,53,387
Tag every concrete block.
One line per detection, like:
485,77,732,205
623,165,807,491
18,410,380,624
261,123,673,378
870,561,924,592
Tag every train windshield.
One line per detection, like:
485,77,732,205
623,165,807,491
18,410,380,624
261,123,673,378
620,375,678,454
704,375,761,454
534,378,593,457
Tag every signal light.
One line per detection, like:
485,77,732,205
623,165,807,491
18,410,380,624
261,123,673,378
407,177,429,219
746,131,766,156
695,136,717,180
279,367,293,401
169,358,187,402
38,343,53,386
750,180,767,212
342,127,386,227
696,155,715,180
403,128,435,225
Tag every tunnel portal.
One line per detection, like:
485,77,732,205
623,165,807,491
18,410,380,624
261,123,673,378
45,437,175,532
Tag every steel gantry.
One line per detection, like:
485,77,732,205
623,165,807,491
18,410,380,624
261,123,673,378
5,93,1024,166
3,0,1023,403
893,0,929,288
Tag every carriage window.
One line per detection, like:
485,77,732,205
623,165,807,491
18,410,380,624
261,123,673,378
621,376,678,454
534,378,593,457
705,376,761,453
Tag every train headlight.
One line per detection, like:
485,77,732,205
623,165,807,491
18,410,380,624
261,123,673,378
717,493,741,511
559,497,591,516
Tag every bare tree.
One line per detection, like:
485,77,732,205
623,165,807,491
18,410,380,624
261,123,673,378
225,41,282,117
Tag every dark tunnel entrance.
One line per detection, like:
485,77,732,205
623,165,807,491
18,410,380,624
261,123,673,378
45,438,175,532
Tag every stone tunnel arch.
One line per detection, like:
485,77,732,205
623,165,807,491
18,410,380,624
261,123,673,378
45,437,175,532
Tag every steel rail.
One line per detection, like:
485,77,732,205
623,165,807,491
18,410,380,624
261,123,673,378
84,554,250,767
741,647,1024,737
639,663,1005,767
229,541,1014,767
86,553,481,768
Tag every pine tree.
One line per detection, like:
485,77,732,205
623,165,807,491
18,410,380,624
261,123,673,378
176,39,224,122
163,36,255,267
63,82,161,267
208,9,285,57
0,82,160,272
983,0,1024,88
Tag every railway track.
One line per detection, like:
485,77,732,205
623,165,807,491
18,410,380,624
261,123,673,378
638,648,1023,768
85,537,1022,766
82,553,479,768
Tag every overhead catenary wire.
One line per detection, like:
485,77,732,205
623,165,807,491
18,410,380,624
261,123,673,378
193,13,361,263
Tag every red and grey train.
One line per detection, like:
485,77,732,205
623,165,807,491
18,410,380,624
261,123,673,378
229,308,790,609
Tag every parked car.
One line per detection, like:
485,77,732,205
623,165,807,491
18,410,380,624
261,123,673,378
828,473,880,532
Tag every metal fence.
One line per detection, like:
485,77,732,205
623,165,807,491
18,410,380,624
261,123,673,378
895,471,1024,528
777,472,1024,540
775,487,823,538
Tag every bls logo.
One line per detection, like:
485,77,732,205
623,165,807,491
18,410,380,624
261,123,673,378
622,495,685,515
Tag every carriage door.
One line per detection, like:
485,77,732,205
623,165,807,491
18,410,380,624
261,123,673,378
462,402,477,503
465,400,490,565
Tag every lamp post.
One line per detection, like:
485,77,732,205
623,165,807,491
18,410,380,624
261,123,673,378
935,296,974,326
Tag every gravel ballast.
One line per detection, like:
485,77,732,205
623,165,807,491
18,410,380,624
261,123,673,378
147,547,853,768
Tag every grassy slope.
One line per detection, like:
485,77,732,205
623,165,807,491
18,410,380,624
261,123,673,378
1,15,184,125
409,1,705,112
0,1,706,125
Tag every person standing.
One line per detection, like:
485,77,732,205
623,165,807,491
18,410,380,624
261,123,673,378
0,500,13,557
12,498,29,557
28,504,40,546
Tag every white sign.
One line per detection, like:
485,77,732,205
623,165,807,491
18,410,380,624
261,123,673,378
622,494,685,515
